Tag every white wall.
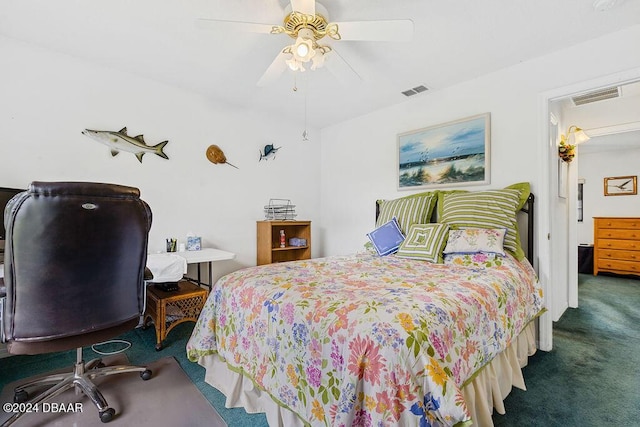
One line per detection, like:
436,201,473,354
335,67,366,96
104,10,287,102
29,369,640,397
320,25,640,255
550,111,572,322
577,147,640,243
319,25,640,333
319,76,542,255
0,36,321,283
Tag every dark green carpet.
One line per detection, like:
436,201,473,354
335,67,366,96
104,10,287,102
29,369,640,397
493,273,640,426
2,273,638,426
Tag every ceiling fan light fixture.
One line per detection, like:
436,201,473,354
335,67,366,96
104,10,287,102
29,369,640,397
296,43,309,57
286,57,305,71
292,36,316,62
310,51,325,70
310,45,331,70
198,2,414,87
593,0,623,11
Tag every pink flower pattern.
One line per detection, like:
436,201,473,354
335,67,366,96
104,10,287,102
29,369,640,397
187,252,542,427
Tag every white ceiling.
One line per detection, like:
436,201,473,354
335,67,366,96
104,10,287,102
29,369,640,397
2,0,640,129
581,129,640,153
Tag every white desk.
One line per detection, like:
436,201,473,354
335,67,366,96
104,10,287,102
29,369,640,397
2,249,236,289
152,248,235,290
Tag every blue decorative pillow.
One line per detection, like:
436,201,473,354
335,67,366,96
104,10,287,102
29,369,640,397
367,217,405,256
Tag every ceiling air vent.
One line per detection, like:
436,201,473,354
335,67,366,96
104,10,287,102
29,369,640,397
571,87,620,106
402,85,429,97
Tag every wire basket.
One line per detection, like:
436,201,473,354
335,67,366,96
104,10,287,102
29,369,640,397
264,198,296,220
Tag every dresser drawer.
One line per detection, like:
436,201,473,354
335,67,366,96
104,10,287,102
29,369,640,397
596,259,640,274
593,217,640,276
596,239,640,251
594,218,640,230
597,249,640,262
596,228,640,240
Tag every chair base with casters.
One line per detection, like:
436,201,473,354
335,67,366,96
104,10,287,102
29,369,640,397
2,181,155,426
2,346,152,426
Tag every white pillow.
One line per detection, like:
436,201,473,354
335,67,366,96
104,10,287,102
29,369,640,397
443,227,506,256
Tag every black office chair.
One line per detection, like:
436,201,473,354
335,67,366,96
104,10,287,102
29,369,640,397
1,182,153,425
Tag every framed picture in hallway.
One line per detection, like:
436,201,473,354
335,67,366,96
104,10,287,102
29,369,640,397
397,113,491,190
558,159,568,199
604,175,637,196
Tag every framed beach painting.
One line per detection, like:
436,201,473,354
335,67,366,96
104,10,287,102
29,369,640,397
397,113,491,190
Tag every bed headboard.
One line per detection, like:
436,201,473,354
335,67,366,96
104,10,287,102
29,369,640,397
521,193,535,265
374,192,536,266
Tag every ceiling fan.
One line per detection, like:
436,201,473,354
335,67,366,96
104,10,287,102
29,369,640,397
196,0,414,87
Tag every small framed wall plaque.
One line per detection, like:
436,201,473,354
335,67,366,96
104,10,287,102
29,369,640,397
604,175,637,196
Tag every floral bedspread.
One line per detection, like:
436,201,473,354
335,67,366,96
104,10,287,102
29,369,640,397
187,252,543,427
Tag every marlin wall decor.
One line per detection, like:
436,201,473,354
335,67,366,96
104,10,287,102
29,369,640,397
259,144,281,161
82,127,169,163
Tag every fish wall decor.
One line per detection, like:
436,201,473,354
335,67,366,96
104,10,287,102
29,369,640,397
259,144,280,161
206,144,238,169
82,127,169,163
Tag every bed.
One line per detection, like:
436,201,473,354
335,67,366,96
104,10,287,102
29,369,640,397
187,185,544,427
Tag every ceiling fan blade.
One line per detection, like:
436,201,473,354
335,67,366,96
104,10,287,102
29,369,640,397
323,48,362,87
257,50,290,87
195,18,275,34
290,0,315,16
331,19,414,42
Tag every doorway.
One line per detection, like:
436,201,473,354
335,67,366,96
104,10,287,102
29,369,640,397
541,72,640,350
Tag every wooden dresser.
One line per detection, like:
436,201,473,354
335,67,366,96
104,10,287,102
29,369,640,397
593,217,640,277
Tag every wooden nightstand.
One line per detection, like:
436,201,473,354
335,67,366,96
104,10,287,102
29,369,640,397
256,220,311,265
143,280,208,350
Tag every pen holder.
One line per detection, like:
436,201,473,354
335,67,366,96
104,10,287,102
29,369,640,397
166,238,177,252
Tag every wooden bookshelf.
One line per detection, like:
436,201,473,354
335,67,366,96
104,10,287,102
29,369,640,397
256,220,311,265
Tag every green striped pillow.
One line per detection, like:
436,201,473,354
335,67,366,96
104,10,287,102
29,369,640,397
396,223,450,263
436,183,530,220
440,188,524,260
376,192,437,235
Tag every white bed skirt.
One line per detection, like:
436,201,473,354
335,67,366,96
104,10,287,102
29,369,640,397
197,321,537,427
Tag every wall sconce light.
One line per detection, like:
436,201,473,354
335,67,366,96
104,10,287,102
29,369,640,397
558,125,590,162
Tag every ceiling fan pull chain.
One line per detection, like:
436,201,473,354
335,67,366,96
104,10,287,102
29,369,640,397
302,74,309,142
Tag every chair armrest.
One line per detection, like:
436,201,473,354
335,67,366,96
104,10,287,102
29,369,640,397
0,290,5,344
1,272,5,343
